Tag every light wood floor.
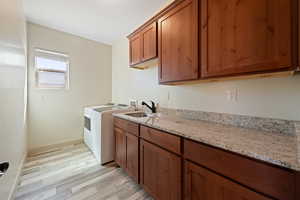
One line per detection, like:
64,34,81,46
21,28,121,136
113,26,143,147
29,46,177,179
14,143,152,200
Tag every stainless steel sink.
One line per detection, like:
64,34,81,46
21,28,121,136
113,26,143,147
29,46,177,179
125,112,148,118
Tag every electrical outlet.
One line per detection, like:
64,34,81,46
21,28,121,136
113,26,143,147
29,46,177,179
226,89,238,102
226,90,233,101
233,88,238,102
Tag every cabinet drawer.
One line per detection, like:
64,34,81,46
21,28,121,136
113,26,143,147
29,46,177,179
185,161,272,200
184,139,295,200
114,118,139,136
140,126,181,154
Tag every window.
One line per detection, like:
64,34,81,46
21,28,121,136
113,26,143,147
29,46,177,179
34,48,69,89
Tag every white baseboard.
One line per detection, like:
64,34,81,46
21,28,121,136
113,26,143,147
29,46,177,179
28,139,83,156
8,152,26,200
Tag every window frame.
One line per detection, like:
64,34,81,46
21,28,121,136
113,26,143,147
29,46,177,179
34,48,70,90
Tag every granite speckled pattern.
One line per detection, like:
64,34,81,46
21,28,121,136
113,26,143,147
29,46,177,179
160,108,295,135
113,112,299,171
296,122,300,167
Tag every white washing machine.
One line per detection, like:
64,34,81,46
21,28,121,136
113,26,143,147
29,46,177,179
84,104,130,164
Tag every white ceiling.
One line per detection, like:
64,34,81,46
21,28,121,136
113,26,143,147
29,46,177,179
23,0,169,44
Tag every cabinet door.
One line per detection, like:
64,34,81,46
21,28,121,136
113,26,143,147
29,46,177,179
140,140,181,200
126,133,139,183
185,161,272,200
296,173,300,200
129,34,142,66
141,22,157,62
158,0,199,83
115,127,126,168
201,0,293,78
299,0,300,67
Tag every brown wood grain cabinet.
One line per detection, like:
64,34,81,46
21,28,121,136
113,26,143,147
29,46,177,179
184,139,295,200
296,172,300,200
126,132,139,182
201,0,294,78
141,22,157,62
128,22,157,67
114,117,299,200
114,118,139,136
140,139,181,200
129,34,142,66
128,0,297,84
185,161,272,200
140,125,181,154
298,0,300,68
115,127,126,169
114,120,139,182
158,0,199,83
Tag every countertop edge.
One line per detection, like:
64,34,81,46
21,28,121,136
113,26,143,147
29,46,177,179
113,114,299,171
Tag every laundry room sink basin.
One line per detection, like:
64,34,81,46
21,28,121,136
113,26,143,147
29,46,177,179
125,112,148,118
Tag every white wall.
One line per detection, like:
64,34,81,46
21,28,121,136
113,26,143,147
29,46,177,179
112,38,300,121
0,0,27,199
27,23,112,150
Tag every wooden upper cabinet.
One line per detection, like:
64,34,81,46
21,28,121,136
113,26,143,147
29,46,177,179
185,161,272,200
141,22,157,62
201,0,293,78
158,0,199,83
129,34,142,66
129,22,158,67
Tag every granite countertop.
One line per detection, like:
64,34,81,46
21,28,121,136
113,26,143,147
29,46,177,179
113,112,299,171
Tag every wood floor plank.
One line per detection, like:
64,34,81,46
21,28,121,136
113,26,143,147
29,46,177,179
25,147,90,168
21,158,96,186
68,187,98,200
18,163,104,197
44,189,72,200
22,154,95,182
14,143,151,200
71,169,118,193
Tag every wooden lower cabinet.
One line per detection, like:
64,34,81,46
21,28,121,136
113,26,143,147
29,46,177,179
126,133,139,182
185,161,271,200
115,118,298,200
115,127,126,169
115,127,139,182
297,173,300,200
140,140,181,200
